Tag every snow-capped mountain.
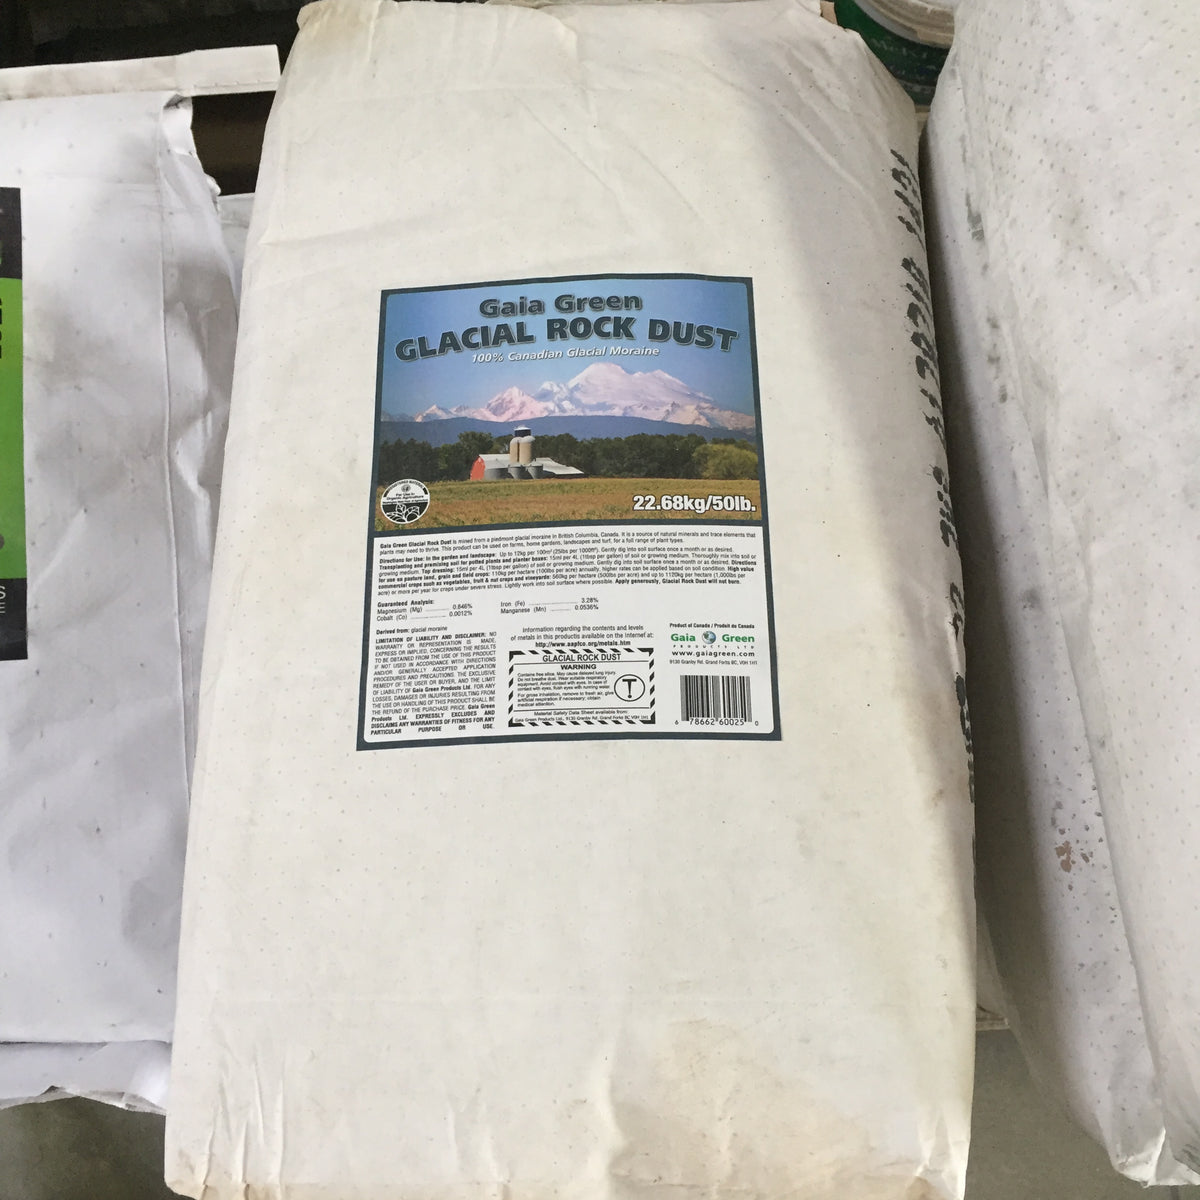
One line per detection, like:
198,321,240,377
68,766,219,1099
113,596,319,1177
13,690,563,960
413,404,458,420
410,363,755,431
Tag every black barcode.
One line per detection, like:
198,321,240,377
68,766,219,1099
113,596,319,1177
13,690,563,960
679,674,752,722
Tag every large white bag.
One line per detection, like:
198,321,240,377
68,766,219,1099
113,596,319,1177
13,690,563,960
925,0,1200,1184
0,47,276,1109
166,3,975,1197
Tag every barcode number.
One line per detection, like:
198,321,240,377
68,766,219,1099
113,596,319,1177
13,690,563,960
680,674,752,723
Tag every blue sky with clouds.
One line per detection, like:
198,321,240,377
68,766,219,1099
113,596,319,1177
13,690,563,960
378,275,757,419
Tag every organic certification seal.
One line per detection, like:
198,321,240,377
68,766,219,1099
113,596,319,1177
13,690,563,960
380,479,431,525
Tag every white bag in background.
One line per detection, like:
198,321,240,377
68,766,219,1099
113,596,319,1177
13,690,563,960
925,0,1200,1184
0,1042,172,1114
0,47,277,1110
217,193,256,304
166,2,975,1198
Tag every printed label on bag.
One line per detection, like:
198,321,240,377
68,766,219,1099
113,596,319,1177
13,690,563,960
358,273,779,748
0,188,25,662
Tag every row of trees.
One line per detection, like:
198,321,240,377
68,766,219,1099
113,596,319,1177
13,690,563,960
376,431,495,486
376,430,759,485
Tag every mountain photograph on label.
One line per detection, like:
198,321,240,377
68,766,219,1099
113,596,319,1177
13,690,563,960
397,361,756,435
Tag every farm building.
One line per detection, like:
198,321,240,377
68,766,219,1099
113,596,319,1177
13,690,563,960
470,427,584,481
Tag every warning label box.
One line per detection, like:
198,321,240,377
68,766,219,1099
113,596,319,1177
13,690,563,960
508,645,654,727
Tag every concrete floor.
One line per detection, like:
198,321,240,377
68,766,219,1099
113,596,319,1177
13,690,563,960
0,1090,173,1200
2,1031,1197,1199
968,1032,1196,1200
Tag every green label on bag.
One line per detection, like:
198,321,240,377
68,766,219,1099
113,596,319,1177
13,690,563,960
834,0,949,108
0,187,26,661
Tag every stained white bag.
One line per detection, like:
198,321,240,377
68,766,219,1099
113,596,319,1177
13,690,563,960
925,0,1200,1184
0,48,277,1109
166,3,975,1197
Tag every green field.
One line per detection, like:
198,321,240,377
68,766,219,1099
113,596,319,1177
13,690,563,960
375,478,762,531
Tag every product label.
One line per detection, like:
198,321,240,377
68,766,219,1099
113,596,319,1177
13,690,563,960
0,188,25,662
358,273,779,748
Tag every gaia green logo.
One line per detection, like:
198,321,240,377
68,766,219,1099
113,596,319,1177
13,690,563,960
702,630,717,644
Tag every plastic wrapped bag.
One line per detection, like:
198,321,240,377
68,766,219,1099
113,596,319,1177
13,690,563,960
0,46,277,1110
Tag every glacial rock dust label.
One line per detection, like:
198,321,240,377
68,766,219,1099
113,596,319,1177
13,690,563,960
358,273,780,749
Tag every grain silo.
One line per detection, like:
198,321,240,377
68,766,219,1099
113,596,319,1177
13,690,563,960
472,426,583,481
507,426,534,478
